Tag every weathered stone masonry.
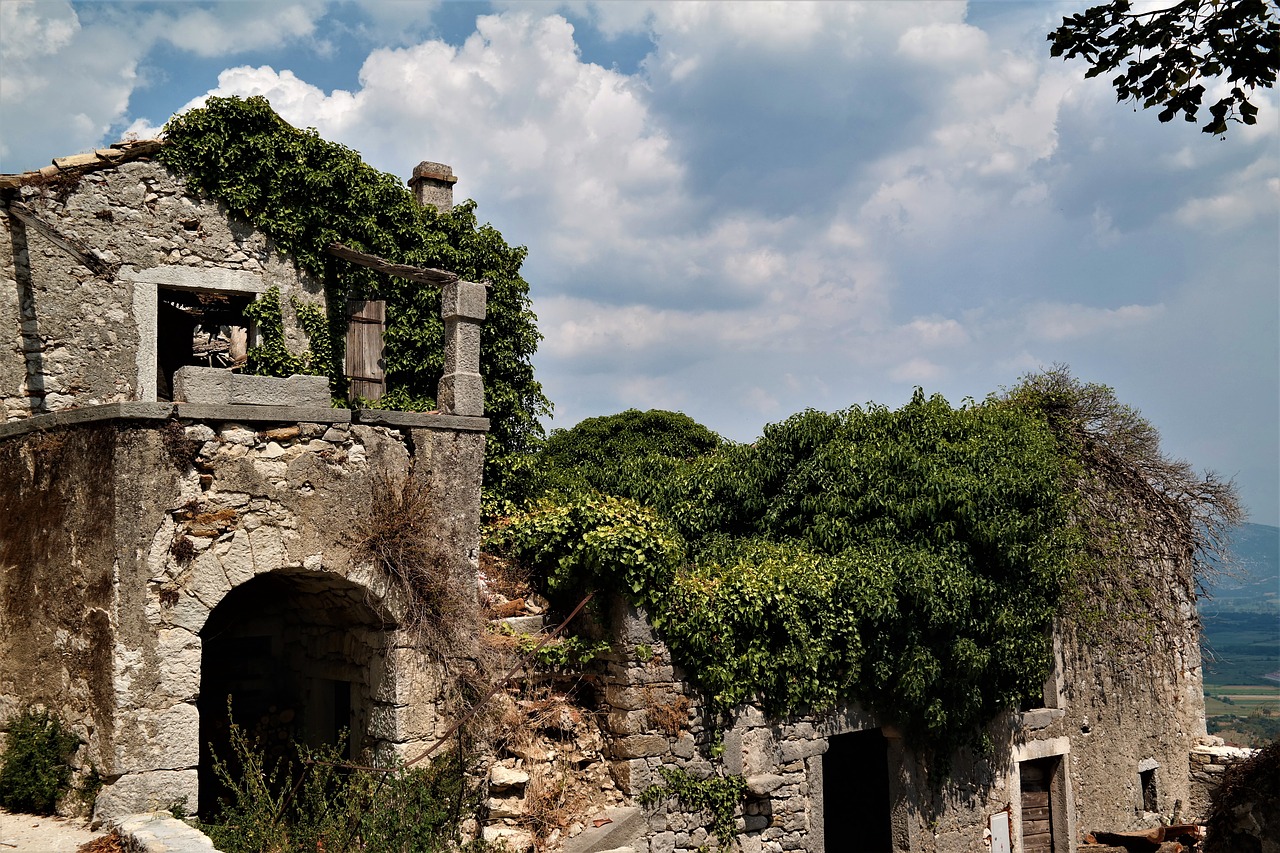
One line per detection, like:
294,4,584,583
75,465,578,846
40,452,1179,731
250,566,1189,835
1,145,490,819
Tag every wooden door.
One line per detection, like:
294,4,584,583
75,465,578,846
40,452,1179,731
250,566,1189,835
1020,759,1054,853
345,299,386,401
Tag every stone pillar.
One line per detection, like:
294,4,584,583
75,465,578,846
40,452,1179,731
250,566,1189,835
409,161,458,212
437,280,486,416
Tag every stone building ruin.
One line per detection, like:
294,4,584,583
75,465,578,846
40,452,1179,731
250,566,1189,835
0,141,1247,852
1,142,488,816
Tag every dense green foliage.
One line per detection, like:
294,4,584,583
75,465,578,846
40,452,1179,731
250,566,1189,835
0,708,80,815
241,286,329,379
492,378,1241,757
159,96,549,504
1049,0,1278,135
492,397,1077,753
639,767,747,849
202,718,486,853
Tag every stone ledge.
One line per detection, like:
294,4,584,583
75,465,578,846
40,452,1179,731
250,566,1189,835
355,409,490,432
112,812,222,853
174,404,353,424
0,402,174,439
0,402,493,440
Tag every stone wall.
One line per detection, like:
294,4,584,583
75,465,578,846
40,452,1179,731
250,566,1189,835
581,583,1210,853
0,403,486,818
1,156,322,420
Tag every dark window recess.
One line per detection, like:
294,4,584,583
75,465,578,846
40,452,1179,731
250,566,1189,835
1140,767,1158,812
156,288,251,401
824,729,893,853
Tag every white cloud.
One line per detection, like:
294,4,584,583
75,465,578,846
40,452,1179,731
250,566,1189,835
897,22,988,65
1023,303,1165,343
0,0,331,169
1172,156,1280,232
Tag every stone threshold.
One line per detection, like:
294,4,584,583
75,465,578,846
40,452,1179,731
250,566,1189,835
0,402,489,440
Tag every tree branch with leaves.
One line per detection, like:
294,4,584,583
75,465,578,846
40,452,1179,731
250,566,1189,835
1049,0,1279,135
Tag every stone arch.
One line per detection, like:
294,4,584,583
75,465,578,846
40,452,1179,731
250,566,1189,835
196,568,401,814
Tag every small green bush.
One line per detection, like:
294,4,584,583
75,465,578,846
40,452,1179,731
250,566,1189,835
202,715,486,853
0,708,81,814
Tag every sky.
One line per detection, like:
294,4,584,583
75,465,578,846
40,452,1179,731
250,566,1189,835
2,0,1277,526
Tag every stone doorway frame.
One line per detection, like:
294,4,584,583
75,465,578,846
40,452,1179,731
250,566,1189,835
1011,737,1076,853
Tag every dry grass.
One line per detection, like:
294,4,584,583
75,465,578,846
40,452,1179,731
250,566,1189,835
76,830,126,853
644,688,690,738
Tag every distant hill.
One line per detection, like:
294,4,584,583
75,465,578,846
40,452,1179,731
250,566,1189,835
1200,523,1280,696
1202,522,1280,611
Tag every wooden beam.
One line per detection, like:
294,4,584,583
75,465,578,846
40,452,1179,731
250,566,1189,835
325,242,458,285
4,201,118,278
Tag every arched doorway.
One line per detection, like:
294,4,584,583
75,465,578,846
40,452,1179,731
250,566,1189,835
197,571,395,814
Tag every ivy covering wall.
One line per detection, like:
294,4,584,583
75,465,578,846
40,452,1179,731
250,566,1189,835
158,96,550,506
489,374,1241,758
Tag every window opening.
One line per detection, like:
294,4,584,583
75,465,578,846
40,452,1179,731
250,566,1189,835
156,288,251,401
1140,767,1158,813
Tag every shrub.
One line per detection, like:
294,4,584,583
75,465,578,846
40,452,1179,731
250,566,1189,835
0,708,81,814
201,715,486,853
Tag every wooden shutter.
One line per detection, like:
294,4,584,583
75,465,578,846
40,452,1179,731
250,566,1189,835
345,300,386,401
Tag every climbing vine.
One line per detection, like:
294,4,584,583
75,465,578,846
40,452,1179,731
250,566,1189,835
639,767,747,849
159,95,550,506
240,287,330,379
489,373,1240,760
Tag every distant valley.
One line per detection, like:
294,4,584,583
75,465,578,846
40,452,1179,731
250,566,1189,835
1199,522,1279,746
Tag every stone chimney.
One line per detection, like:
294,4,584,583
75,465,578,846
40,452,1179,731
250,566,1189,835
409,161,458,212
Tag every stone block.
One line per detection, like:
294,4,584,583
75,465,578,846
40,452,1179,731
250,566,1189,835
610,759,651,795
650,831,676,853
611,734,669,759
112,813,217,851
441,280,487,322
437,372,484,417
483,827,533,852
606,709,650,736
95,769,198,820
114,702,200,772
498,615,546,635
742,727,778,775
779,738,827,763
745,773,785,796
155,628,201,701
173,366,231,404
490,765,530,790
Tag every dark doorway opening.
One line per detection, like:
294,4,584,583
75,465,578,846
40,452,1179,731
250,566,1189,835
198,572,391,814
824,728,893,852
156,288,252,401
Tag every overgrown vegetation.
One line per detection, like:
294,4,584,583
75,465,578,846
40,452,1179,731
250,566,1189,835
352,473,468,646
639,767,746,849
0,708,81,815
488,368,1242,758
201,716,487,853
1204,736,1279,853
240,286,330,379
159,95,550,507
